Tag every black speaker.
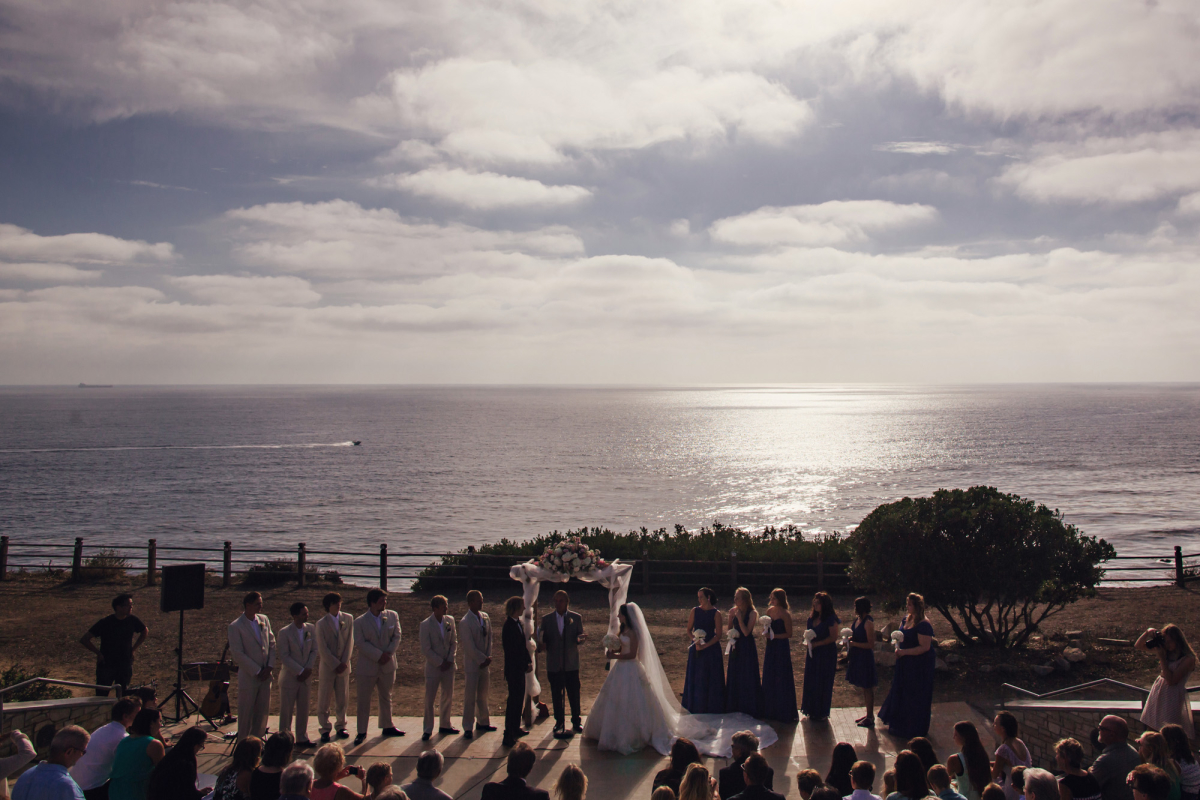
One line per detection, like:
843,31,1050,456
161,563,205,612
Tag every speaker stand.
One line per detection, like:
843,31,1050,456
160,609,219,730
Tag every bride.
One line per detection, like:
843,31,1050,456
582,603,777,757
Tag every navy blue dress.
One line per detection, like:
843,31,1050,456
682,607,725,713
724,610,762,717
760,616,798,722
878,619,936,737
800,613,839,719
846,615,878,688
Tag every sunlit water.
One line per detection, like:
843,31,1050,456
0,385,1197,563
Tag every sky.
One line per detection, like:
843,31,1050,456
1,0,1198,384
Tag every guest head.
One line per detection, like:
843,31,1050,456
851,761,877,792
1010,767,1026,795
375,789,409,800
906,593,926,622
731,731,760,761
652,788,677,800
883,770,897,797
1161,624,1194,657
770,588,789,609
507,742,536,780
111,697,140,728
1129,765,1173,800
743,754,771,788
927,766,953,794
669,738,702,773
431,596,448,620
132,686,158,710
112,593,134,616
1055,738,1086,773
679,763,715,800
130,707,162,738
170,726,208,759
365,762,392,797
555,764,587,800
894,750,930,799
827,742,858,794
467,590,483,612
855,597,872,619
697,588,717,609
981,784,1007,800
733,587,755,614
262,732,295,769
48,726,90,769
812,592,835,622
222,737,263,782
367,588,388,613
506,596,524,618
954,721,993,793
797,768,824,800
1136,732,1179,778
416,749,444,781
290,602,309,625
907,738,938,772
243,591,263,616
313,743,349,783
993,711,1020,743
812,787,845,800
323,592,342,614
1022,769,1058,800
555,590,570,614
281,760,315,798
1160,725,1196,767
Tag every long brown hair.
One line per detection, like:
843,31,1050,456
1163,624,1195,659
906,593,926,623
812,592,835,623
955,721,992,793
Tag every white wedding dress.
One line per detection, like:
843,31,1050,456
582,603,778,758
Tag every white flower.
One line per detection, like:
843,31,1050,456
890,630,904,644
803,629,817,643
603,633,622,652
692,629,706,644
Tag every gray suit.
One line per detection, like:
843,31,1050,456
316,611,354,735
460,609,492,731
539,610,583,728
418,613,457,733
228,613,276,740
354,609,400,734
277,621,317,741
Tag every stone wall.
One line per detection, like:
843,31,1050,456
1000,704,1199,769
0,697,116,761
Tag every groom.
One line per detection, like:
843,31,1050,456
539,590,587,738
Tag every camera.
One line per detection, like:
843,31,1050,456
1146,631,1166,649
346,765,362,777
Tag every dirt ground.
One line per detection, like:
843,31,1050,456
0,575,1195,722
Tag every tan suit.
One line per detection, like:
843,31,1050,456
316,610,354,735
459,609,492,731
419,613,457,734
277,621,316,741
354,609,400,734
228,613,276,740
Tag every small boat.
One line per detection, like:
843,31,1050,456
352,440,362,446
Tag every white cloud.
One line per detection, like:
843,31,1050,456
0,262,102,282
709,200,939,247
669,219,691,237
1178,192,1200,216
874,141,957,155
374,167,592,209
0,223,174,264
171,275,321,306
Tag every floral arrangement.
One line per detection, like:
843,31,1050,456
537,537,607,576
803,627,817,657
838,627,853,648
602,633,622,653
890,630,905,651
691,629,707,646
723,626,740,654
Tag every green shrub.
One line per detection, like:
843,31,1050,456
74,549,131,582
243,559,324,586
0,665,72,702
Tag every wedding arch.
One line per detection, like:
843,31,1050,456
507,538,634,642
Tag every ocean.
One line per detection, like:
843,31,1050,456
0,384,1197,563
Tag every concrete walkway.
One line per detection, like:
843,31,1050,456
184,703,994,799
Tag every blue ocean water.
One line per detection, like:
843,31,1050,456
0,385,1197,561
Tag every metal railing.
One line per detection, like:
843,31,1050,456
1000,677,1200,707
0,677,122,724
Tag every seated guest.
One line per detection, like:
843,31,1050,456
280,761,316,800
147,726,207,800
1130,766,1175,800
213,737,263,800
651,789,677,800
1160,726,1199,800
402,751,451,800
1056,739,1102,800
109,709,165,800
12,726,90,800
981,787,1006,800
797,770,825,800
888,751,931,800
70,698,141,800
847,761,882,800
0,728,36,799
730,754,785,800
364,764,393,800
908,740,939,774
375,790,409,800
251,732,295,800
679,765,717,800
1090,717,1141,800
1022,770,1060,800
1137,733,1182,800
654,739,701,798
929,767,967,800
481,742,549,800
720,731,774,800
827,744,859,797
554,765,587,800
311,743,366,800
815,790,848,800
1012,769,1027,800
131,688,158,711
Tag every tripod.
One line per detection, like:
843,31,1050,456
160,609,218,728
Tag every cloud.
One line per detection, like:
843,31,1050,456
171,275,321,305
874,141,957,155
1178,192,1200,216
709,200,939,248
0,223,174,264
374,167,592,209
0,262,102,282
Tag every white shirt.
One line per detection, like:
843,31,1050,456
246,614,263,644
331,614,340,632
555,612,565,634
69,721,128,790
845,790,883,800
296,626,306,650
371,611,382,632
434,615,445,641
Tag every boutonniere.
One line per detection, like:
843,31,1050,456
303,629,311,641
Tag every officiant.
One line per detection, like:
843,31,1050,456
539,590,588,738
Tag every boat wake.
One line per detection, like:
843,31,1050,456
0,441,360,454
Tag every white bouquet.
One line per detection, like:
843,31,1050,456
602,633,622,654
692,629,707,647
723,627,740,655
891,630,905,652
839,627,853,649
803,628,817,658
759,616,773,640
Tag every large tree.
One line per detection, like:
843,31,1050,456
847,486,1115,648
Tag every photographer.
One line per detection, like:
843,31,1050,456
1136,625,1196,738
311,744,366,800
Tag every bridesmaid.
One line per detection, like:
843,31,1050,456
760,588,798,722
682,587,725,713
846,596,878,728
800,591,839,721
878,592,936,738
724,587,763,717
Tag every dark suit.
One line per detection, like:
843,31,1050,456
719,758,774,800
481,776,551,800
502,616,531,738
728,786,786,800
652,767,686,797
540,610,583,728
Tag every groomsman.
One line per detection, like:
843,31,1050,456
539,590,586,738
277,602,317,746
316,592,354,743
501,596,532,748
460,590,495,739
419,596,458,740
354,588,404,744
228,591,276,740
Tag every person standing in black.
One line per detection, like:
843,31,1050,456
80,594,149,696
502,596,532,747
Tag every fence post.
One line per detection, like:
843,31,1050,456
0,535,8,581
72,537,83,582
146,539,156,586
380,543,388,592
467,546,476,591
817,548,825,592
298,543,307,588
223,541,232,587
1176,545,1185,588
730,550,738,595
642,548,650,594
